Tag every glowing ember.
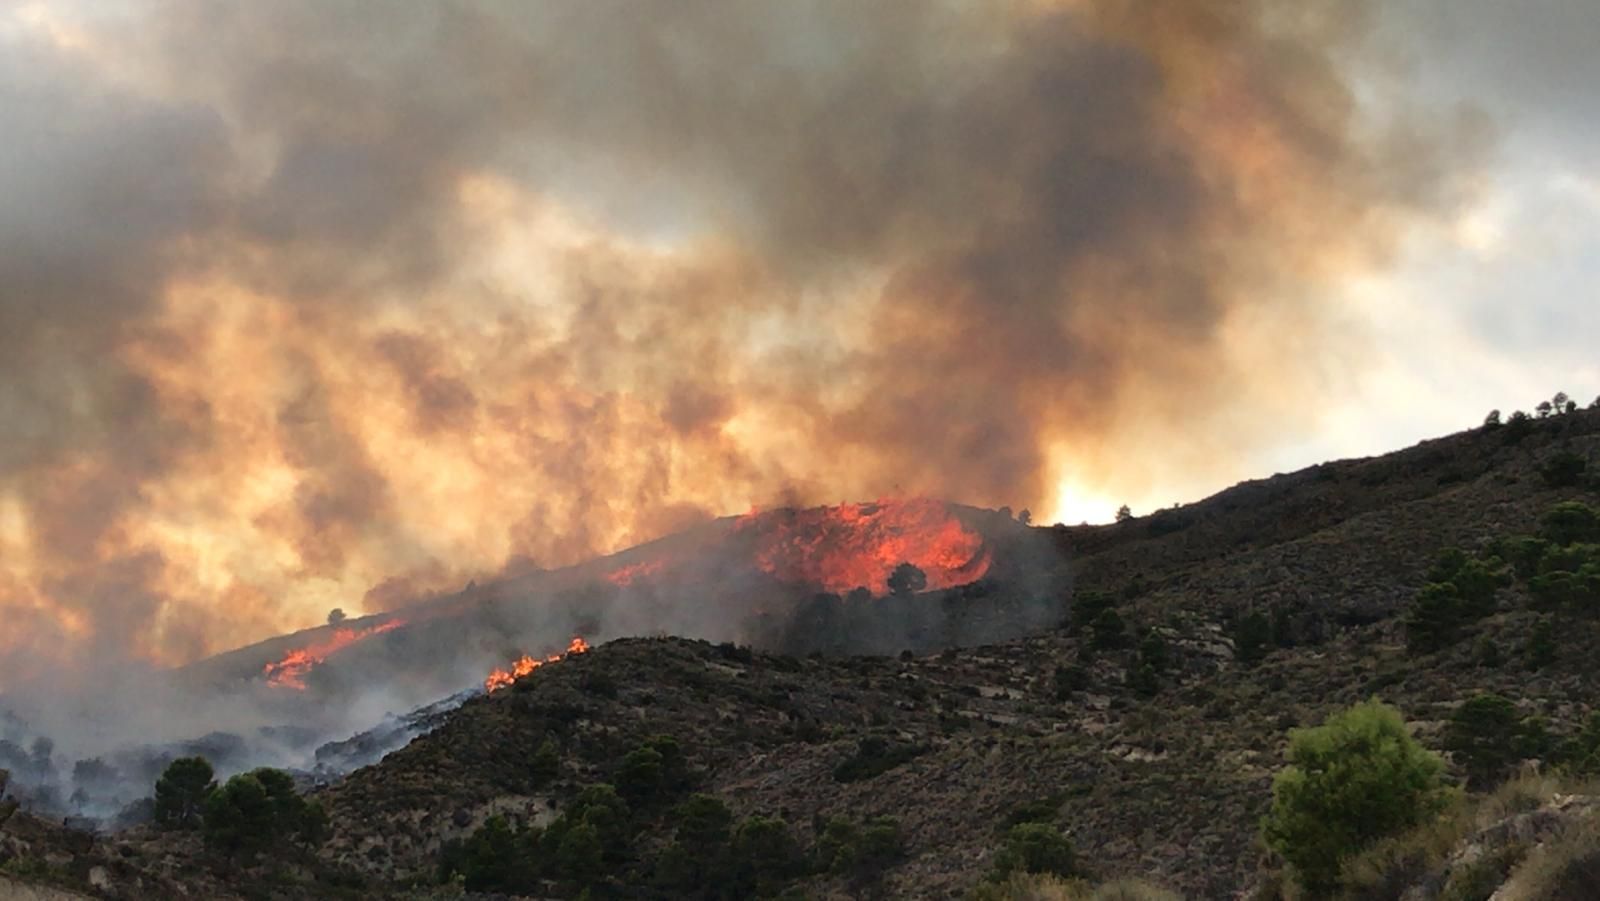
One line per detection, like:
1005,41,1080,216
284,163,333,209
263,619,408,690
484,636,591,692
605,559,665,587
739,498,990,595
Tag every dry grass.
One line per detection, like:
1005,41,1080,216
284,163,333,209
969,874,1180,901
1496,818,1600,901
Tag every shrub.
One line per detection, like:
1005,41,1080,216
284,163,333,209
1053,664,1089,699
1541,502,1600,546
1560,712,1600,776
887,562,927,596
1405,583,1470,653
1339,805,1471,901
202,768,325,854
1525,617,1558,669
655,794,734,894
1260,700,1452,895
1497,820,1600,900
816,815,904,881
1503,411,1534,444
449,815,538,892
1071,592,1116,633
529,738,560,788
989,822,1079,880
154,756,216,831
1232,611,1272,666
832,736,928,783
1442,694,1548,789
1089,609,1129,650
729,815,803,896
1541,452,1589,489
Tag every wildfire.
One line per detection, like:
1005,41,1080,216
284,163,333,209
263,618,408,690
739,498,991,595
605,559,665,587
484,636,591,692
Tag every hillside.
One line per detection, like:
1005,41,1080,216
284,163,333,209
4,405,1600,899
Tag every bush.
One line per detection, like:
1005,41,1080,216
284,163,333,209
447,815,538,893
1260,700,1452,895
1541,502,1600,546
1070,592,1116,633
617,735,690,803
729,815,803,896
832,736,928,783
1053,664,1089,699
816,815,904,881
1232,611,1272,666
154,756,215,830
1442,694,1548,789
1541,452,1589,489
202,768,326,854
1497,820,1600,900
989,822,1079,880
1525,617,1558,669
529,738,560,788
1089,609,1129,650
1560,712,1600,776
887,562,927,596
1405,582,1470,653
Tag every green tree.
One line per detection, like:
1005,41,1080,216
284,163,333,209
988,822,1078,880
817,815,905,882
529,738,560,788
1561,712,1600,776
1525,617,1558,669
1115,504,1133,522
1261,700,1451,895
1405,582,1468,653
730,816,803,896
1089,608,1129,650
1233,610,1272,666
1540,452,1588,489
1442,694,1544,789
202,768,326,854
1542,502,1600,546
456,815,537,892
887,562,928,597
153,756,215,831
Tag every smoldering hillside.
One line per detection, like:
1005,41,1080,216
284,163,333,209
0,0,1488,688
0,501,1066,820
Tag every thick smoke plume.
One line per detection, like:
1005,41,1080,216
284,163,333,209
0,0,1481,684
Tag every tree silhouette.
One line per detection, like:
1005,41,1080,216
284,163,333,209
887,563,927,597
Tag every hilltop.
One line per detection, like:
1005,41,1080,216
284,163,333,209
4,403,1600,898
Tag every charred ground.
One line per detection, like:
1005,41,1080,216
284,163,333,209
6,406,1600,898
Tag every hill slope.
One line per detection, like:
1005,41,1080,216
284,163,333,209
5,406,1600,899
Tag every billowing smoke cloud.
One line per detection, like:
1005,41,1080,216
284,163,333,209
0,0,1484,684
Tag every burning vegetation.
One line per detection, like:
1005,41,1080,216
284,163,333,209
262,619,409,690
738,499,991,595
484,637,591,693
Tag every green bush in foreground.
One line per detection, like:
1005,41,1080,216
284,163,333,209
154,756,216,830
1261,700,1452,896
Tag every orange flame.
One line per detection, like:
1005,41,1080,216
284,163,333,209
739,498,990,595
605,559,665,587
263,618,408,689
484,635,591,692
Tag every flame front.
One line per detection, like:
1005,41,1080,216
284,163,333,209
263,619,408,690
484,636,591,692
739,498,990,595
605,559,665,587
